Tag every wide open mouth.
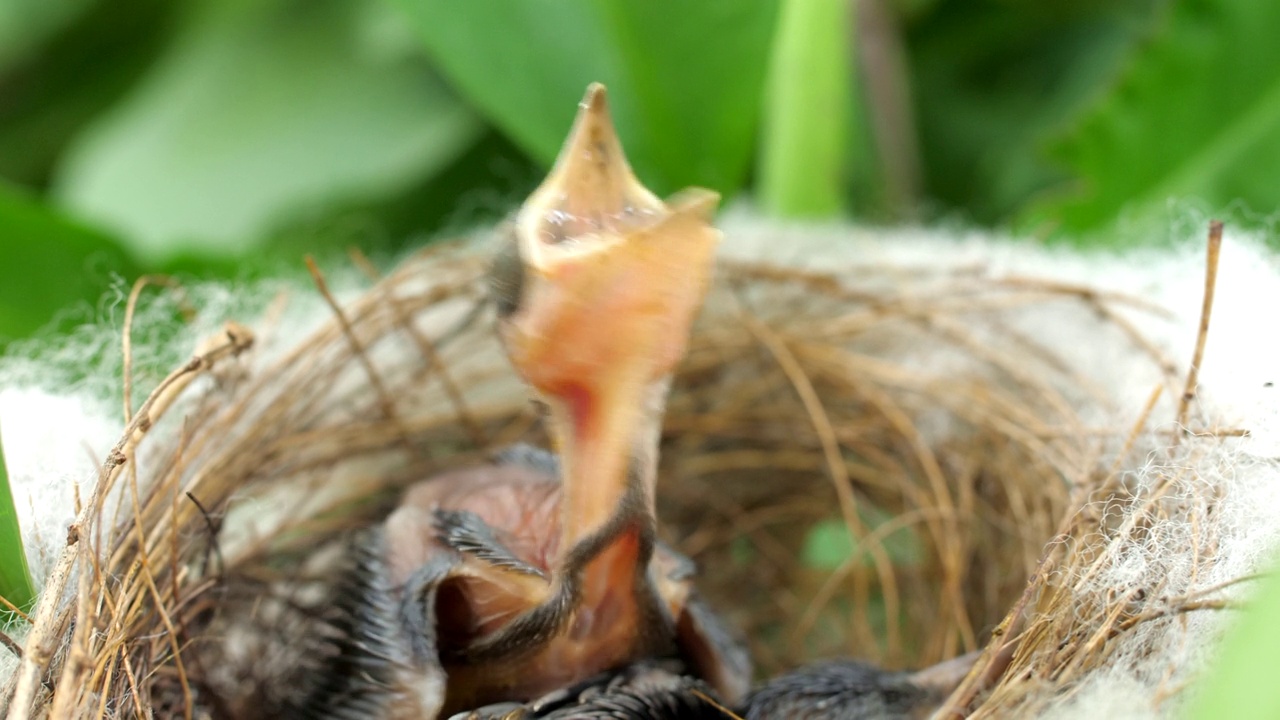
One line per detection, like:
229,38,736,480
495,83,721,557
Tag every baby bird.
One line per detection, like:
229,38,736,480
304,83,748,719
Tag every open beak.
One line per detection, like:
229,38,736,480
499,83,721,557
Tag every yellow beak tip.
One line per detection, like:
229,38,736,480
582,82,608,113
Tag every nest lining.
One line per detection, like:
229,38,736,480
1,217,1277,718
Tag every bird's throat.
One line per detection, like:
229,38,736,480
556,378,642,546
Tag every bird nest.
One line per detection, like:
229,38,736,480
0,223,1237,719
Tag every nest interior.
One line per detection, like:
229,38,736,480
1,232,1224,719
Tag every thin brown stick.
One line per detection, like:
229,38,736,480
346,247,488,447
1098,385,1165,498
736,309,906,658
138,556,193,719
1166,573,1265,604
117,421,194,720
1175,220,1223,439
857,0,922,215
735,310,869,543
305,256,417,457
114,644,147,719
0,631,20,661
0,595,29,625
689,688,746,719
1112,597,1243,636
122,276,182,423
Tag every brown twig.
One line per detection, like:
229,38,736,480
734,302,905,657
689,688,746,719
1175,220,1224,440
306,256,418,458
0,631,19,662
0,595,29,626
346,247,488,447
122,276,184,424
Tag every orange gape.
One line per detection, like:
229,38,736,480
507,191,718,552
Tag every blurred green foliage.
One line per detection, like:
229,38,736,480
396,0,779,198
908,0,1161,225
1191,566,1280,720
3,0,1278,346
0,182,139,340
55,0,484,259
1028,0,1280,235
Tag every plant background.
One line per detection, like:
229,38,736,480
9,0,1280,349
2,0,1279,714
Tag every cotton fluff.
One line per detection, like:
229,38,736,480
1,214,1277,718
0,274,332,685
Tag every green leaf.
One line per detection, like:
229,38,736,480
907,0,1158,225
0,0,174,187
0,418,36,619
1025,0,1280,235
390,0,780,196
1190,565,1280,719
0,182,141,344
0,0,98,70
264,130,541,260
757,0,854,217
53,0,482,261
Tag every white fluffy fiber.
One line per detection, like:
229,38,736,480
0,276,316,684
3,213,1279,717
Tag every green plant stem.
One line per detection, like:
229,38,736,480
758,0,854,217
